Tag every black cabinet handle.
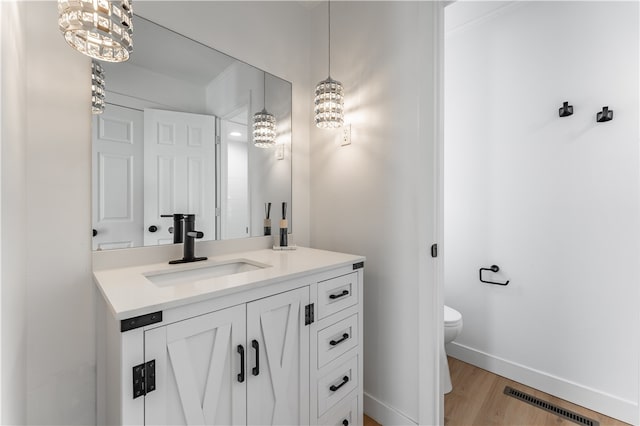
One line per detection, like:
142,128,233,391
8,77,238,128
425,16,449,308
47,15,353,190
148,225,158,233
342,420,349,426
251,340,259,376
92,229,98,237
330,333,350,346
329,290,349,300
329,375,350,392
237,345,245,383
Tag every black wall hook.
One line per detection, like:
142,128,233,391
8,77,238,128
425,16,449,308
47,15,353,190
479,265,510,286
597,106,613,122
558,101,573,117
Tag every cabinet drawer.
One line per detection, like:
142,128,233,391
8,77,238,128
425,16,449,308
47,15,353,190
317,355,359,417
318,391,359,426
317,313,358,369
317,272,358,320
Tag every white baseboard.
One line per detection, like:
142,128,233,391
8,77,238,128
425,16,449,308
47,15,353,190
447,342,638,425
363,392,417,426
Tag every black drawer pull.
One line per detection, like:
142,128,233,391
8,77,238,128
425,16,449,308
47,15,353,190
330,333,350,346
237,345,245,383
342,420,349,426
252,340,260,376
329,375,350,392
329,289,349,300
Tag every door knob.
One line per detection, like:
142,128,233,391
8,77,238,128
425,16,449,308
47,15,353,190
148,225,158,233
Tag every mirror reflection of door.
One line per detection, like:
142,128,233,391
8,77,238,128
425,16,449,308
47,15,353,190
143,109,216,246
221,107,250,240
92,104,144,250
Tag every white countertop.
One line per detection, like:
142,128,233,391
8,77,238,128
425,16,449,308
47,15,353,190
93,247,365,320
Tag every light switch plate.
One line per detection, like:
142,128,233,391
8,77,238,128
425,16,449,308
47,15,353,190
341,124,351,146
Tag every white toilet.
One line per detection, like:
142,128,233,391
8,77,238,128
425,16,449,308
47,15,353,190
441,305,463,394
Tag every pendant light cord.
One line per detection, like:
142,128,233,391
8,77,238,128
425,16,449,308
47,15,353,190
263,72,266,110
328,0,331,77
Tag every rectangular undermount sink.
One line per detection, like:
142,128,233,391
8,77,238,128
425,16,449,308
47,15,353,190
144,259,270,287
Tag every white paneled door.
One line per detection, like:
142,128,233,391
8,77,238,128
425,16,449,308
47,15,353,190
92,104,144,250
144,305,247,425
144,109,216,246
247,287,310,425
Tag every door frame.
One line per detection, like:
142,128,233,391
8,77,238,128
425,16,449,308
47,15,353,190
417,2,448,425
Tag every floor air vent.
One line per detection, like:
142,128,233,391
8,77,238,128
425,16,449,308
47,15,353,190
503,386,600,426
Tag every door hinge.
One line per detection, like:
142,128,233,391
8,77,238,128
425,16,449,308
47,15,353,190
132,359,156,399
215,135,221,145
431,244,438,258
305,303,314,326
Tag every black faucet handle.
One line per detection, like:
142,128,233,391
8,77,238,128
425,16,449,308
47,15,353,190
161,213,185,219
186,231,204,239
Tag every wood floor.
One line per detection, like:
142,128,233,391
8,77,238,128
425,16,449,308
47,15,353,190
364,414,381,426
445,357,629,426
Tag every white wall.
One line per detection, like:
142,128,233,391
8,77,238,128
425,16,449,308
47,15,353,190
1,1,28,423
25,3,95,423
309,2,439,424
10,2,312,424
444,2,639,423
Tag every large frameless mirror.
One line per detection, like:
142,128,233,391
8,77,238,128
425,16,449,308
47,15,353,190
91,16,292,250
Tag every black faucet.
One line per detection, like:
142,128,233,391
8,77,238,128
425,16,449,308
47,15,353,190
161,213,185,244
163,214,208,264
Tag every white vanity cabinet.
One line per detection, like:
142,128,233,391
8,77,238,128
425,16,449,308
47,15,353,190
144,304,247,425
144,287,309,425
95,248,364,426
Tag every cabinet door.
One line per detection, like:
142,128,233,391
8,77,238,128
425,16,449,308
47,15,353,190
144,304,246,425
247,287,310,425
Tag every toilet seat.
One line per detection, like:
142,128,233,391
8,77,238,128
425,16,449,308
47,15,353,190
444,305,462,327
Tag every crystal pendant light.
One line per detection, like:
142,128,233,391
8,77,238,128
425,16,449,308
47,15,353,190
314,0,344,128
253,72,277,148
91,60,105,114
58,0,133,63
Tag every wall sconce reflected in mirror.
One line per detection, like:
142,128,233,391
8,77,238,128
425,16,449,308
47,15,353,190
58,0,133,62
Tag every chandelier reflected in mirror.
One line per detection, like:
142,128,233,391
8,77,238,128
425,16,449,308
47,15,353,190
91,60,105,114
253,72,277,148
